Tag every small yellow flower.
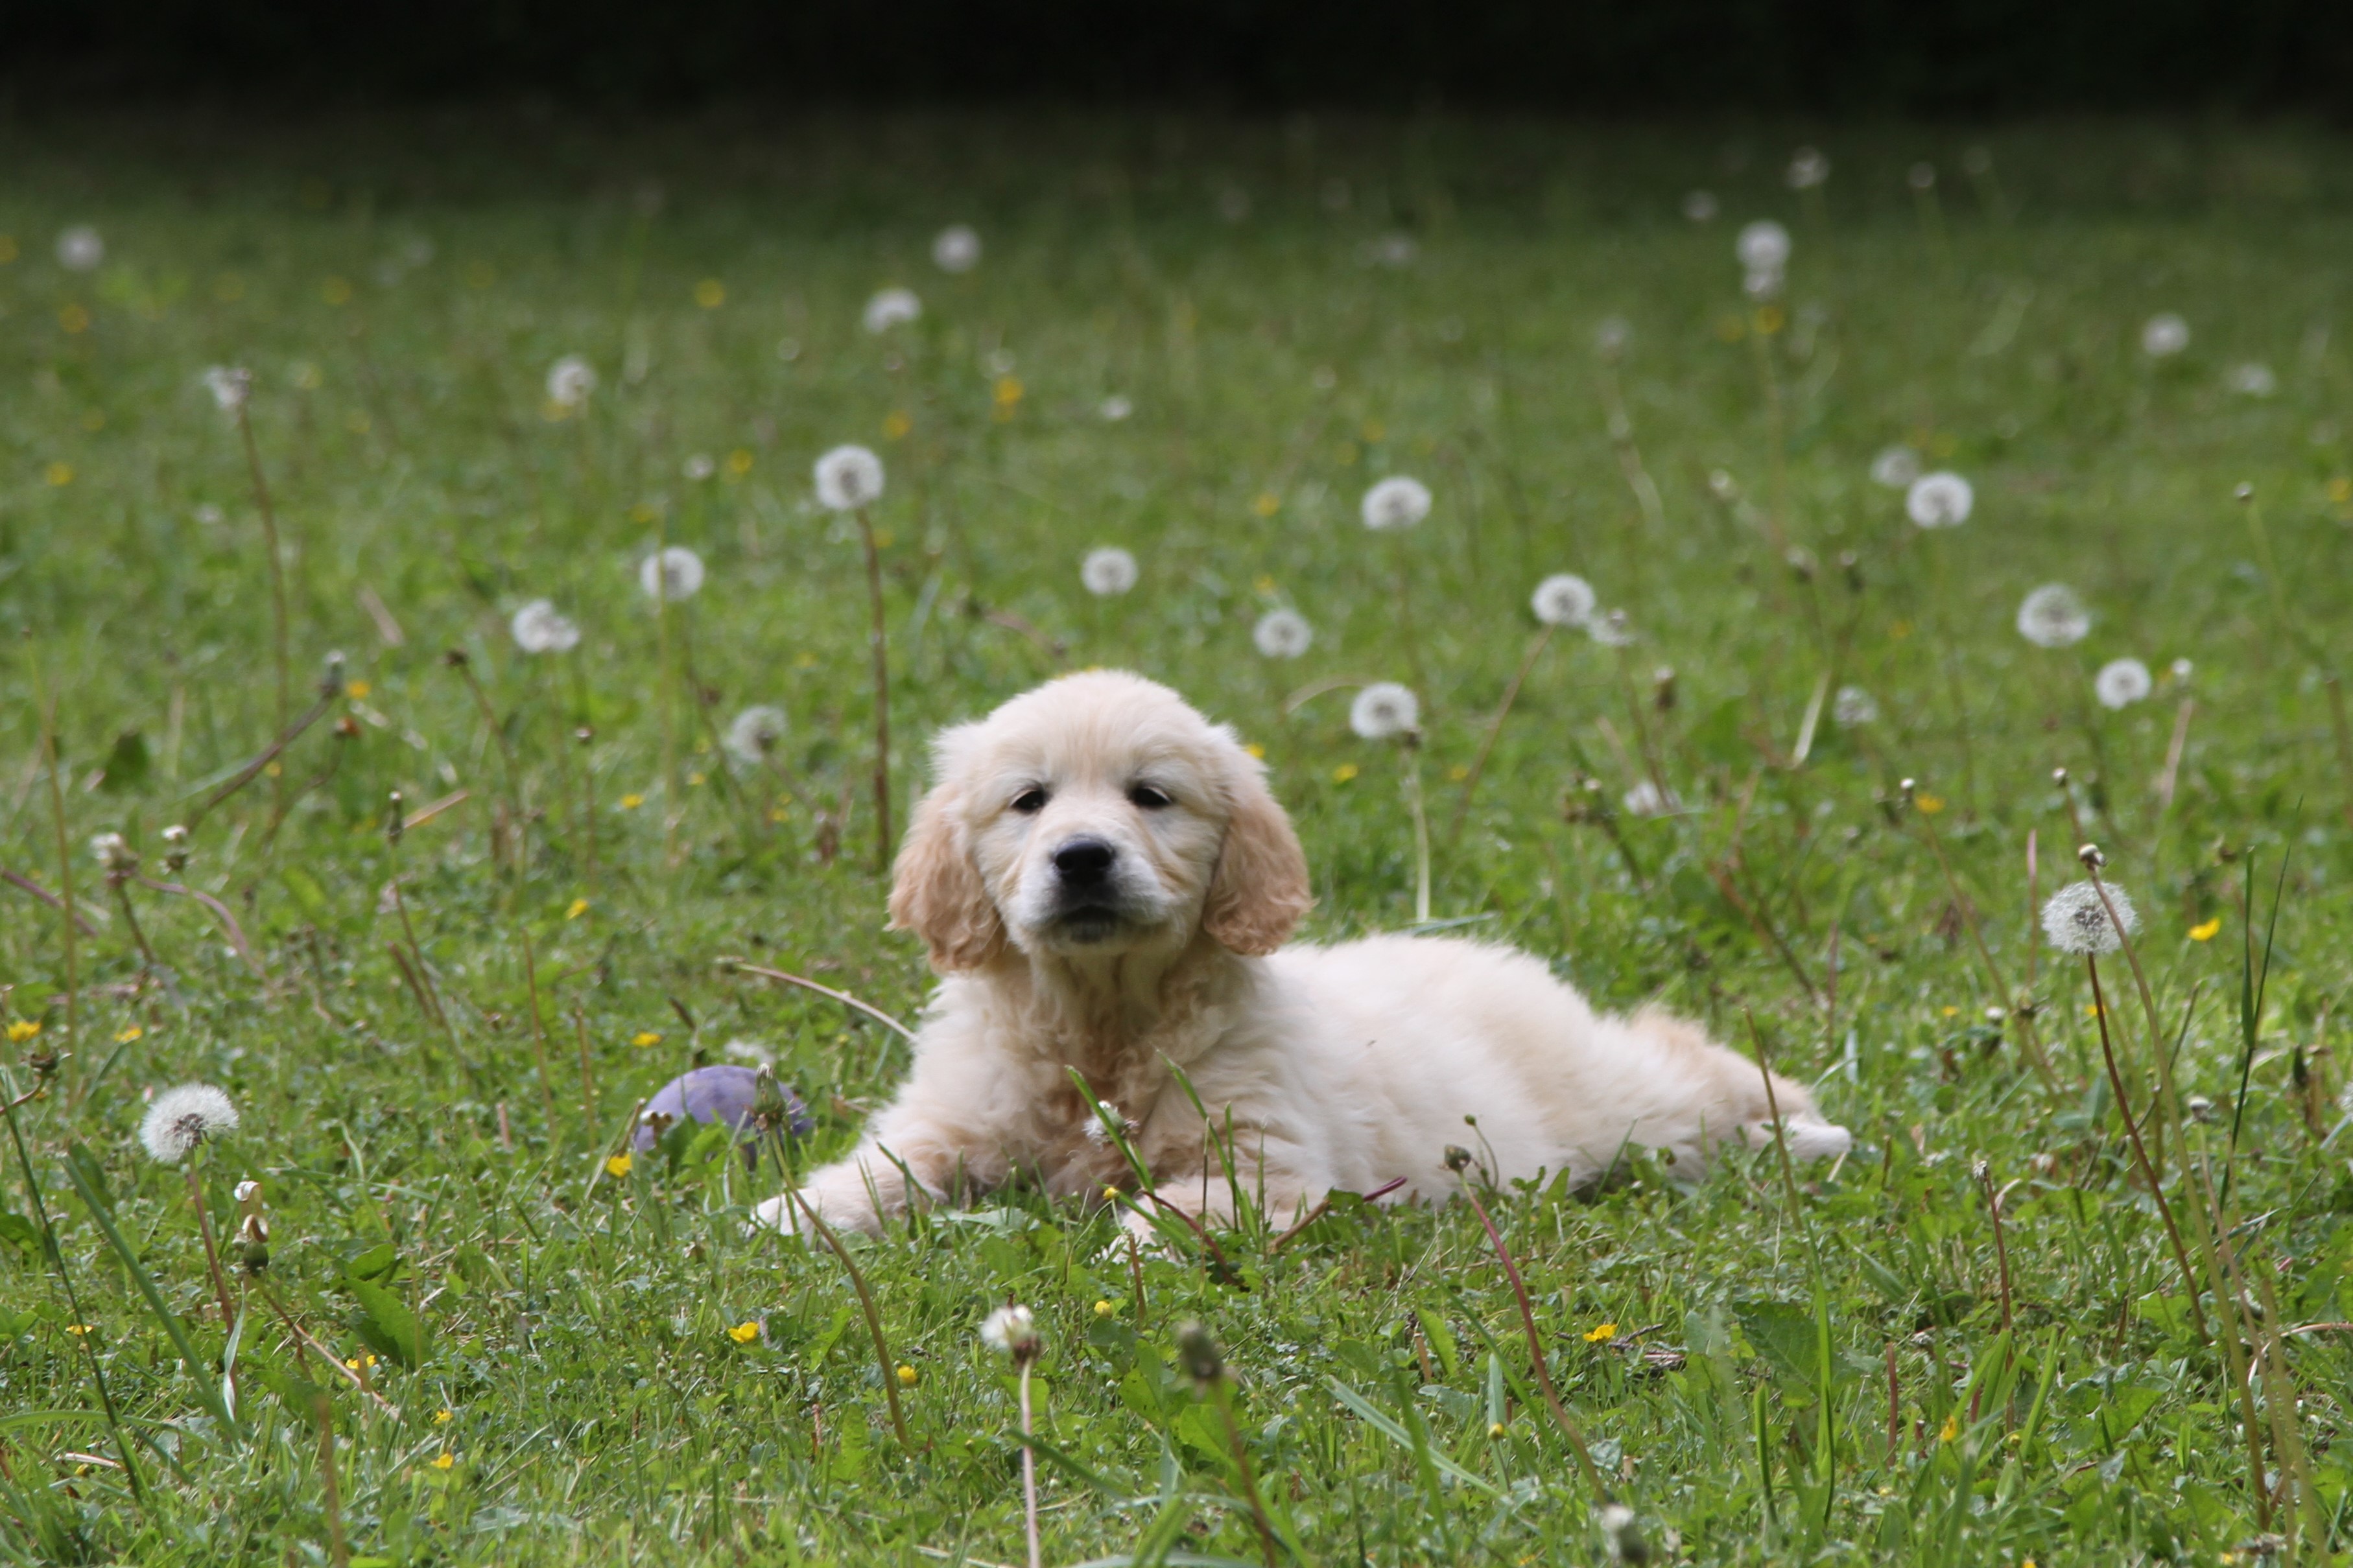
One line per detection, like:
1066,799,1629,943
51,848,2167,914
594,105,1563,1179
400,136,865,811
604,1152,633,1178
344,1354,377,1370
1332,762,1358,783
2189,917,2221,942
1360,419,1386,443
431,1451,455,1470
2329,477,2352,504
1102,1184,1122,1202
631,1031,663,1047
1244,742,1266,758
1251,491,1280,517
45,462,74,487
1937,1412,1959,1443
321,276,353,305
1941,1005,1959,1018
873,529,894,549
64,1323,92,1335
620,793,644,810
1447,764,1469,782
992,375,1024,409
694,278,726,308
1583,1322,1618,1343
433,1408,453,1423
628,501,661,524
729,1320,761,1344
562,898,590,922
1913,793,1946,815
345,679,372,699
1753,305,1785,335
882,410,913,439
727,448,753,476
59,303,91,334
896,1364,918,1387
264,761,283,778
1093,1300,1113,1316
1488,1421,1506,1438
688,771,706,787
1253,574,1276,594
7,1020,41,1043
114,1025,143,1044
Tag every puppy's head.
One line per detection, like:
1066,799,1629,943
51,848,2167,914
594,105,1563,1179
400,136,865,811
888,672,1310,970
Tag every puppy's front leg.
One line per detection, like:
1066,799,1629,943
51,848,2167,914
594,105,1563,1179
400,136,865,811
1120,1170,1319,1247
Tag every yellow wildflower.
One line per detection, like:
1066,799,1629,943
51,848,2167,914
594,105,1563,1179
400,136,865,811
631,1031,662,1047
1913,793,1946,815
1093,1300,1113,1316
896,1364,918,1387
604,1152,633,1178
2189,917,2221,942
45,462,74,487
7,1020,41,1044
1251,491,1280,517
433,1408,453,1424
431,1451,455,1470
565,898,589,920
114,1025,144,1044
728,1321,761,1344
346,679,372,699
883,410,913,439
620,793,644,810
1332,762,1358,783
1583,1322,1618,1344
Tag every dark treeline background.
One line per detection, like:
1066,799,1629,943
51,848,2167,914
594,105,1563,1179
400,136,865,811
6,0,2351,115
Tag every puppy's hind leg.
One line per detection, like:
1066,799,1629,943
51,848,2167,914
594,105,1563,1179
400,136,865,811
1626,1006,1852,1169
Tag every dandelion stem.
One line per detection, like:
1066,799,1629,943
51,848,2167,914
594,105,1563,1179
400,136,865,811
182,1163,239,1341
2082,955,2207,1346
1018,1361,1043,1568
856,504,894,872
786,1186,915,1453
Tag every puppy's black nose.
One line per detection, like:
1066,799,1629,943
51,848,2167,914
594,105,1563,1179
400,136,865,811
1052,837,1117,883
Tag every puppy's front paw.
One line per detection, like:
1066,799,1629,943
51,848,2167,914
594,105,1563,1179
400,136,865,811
1745,1116,1852,1161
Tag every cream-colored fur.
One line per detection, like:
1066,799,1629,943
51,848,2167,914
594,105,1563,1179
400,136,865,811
755,671,1848,1238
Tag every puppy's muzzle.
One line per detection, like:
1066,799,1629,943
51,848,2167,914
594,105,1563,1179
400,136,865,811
1051,836,1117,888
1048,836,1128,939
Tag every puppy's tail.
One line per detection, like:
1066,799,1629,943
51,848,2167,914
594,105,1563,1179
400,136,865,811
1626,1005,1852,1167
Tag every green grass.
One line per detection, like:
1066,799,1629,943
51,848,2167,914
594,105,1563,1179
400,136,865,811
4,110,2353,1564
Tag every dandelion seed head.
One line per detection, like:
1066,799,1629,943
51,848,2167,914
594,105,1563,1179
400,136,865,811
89,831,137,875
2016,583,2092,649
2141,313,2190,358
1905,471,1974,528
1594,317,1631,359
203,366,252,414
1588,607,1636,647
139,1083,239,1164
1360,475,1432,531
1682,190,1718,223
1908,162,1937,191
1623,779,1681,817
510,599,581,654
2094,657,2153,710
1530,574,1598,627
1369,233,1419,269
814,444,886,511
1785,147,1830,190
682,452,716,481
1080,546,1139,597
545,355,597,409
981,1303,1038,1358
638,546,705,603
862,287,921,333
2226,361,2277,397
1098,394,1133,422
724,705,789,768
931,224,981,274
1349,682,1420,740
1833,685,1879,726
1253,607,1312,659
56,225,104,272
1870,445,1922,489
1736,220,1791,274
2042,880,2137,955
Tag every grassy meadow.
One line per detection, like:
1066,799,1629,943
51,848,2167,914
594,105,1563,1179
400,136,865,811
6,112,2353,1564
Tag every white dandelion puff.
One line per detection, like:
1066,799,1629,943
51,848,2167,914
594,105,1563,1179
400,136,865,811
682,452,716,481
1098,394,1133,422
814,445,885,511
1080,547,1139,596
1594,318,1631,358
1360,475,1432,531
2226,362,2277,397
1833,685,1879,725
931,225,981,274
56,225,104,272
139,1084,239,1164
1908,162,1937,191
638,546,705,603
546,355,597,409
1785,147,1830,190
1253,607,1312,659
1349,683,1420,740
862,287,921,333
510,599,581,654
724,705,790,768
2042,880,2138,956
1369,233,1419,269
2141,313,2190,358
1682,191,1718,222
203,366,252,414
2094,657,2153,710
981,1304,1038,1357
2016,583,2092,648
89,832,136,874
1869,445,1921,489
1587,608,1636,647
1530,574,1598,627
1622,779,1681,817
1736,220,1791,274
1905,471,1974,528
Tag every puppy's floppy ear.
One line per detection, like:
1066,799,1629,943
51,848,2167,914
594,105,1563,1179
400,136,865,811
888,780,1005,972
1203,734,1312,955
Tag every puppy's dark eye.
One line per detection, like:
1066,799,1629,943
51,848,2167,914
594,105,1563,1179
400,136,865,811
1011,788,1050,815
1128,784,1172,810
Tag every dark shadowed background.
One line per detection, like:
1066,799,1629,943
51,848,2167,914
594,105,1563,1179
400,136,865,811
8,0,2352,113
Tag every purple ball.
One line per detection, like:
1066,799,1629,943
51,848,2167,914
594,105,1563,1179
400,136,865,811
632,1065,810,1167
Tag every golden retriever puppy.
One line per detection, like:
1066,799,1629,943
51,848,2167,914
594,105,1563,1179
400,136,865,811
756,671,1847,1237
